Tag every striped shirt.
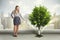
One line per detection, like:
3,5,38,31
11,11,24,20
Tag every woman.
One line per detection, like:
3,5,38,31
11,5,24,37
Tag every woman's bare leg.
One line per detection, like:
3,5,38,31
14,25,19,36
16,25,19,35
14,25,17,35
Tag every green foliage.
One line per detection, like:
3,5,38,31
29,6,51,27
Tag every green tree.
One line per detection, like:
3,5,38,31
29,6,51,37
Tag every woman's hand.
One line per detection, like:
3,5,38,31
23,20,26,23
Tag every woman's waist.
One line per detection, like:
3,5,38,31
14,15,20,17
14,16,20,18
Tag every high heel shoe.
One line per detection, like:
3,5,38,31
13,34,17,37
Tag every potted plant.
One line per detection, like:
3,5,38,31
29,6,51,37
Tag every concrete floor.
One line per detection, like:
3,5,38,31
0,34,60,40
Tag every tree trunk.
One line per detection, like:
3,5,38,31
37,27,41,35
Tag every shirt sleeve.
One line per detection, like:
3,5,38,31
19,13,25,20
11,11,14,18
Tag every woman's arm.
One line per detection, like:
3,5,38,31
11,11,14,18
19,13,25,20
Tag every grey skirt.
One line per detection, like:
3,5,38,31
13,16,21,25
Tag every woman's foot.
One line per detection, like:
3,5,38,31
13,34,17,37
